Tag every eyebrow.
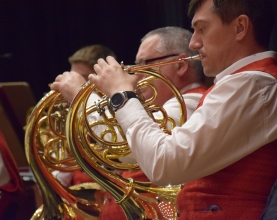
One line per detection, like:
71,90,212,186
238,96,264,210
191,19,205,28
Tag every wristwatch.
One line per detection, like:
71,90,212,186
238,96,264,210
110,91,137,112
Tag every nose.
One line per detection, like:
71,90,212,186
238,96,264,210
189,33,202,51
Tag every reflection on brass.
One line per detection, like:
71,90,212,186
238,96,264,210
66,63,196,219
26,55,201,219
122,54,202,73
25,91,103,220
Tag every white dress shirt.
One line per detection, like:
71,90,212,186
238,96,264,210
115,51,277,186
160,82,204,126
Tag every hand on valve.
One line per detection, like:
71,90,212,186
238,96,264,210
89,56,142,98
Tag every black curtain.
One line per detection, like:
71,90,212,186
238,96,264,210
0,0,276,101
270,0,277,51
0,0,174,101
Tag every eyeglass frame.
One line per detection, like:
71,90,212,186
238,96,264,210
135,54,180,65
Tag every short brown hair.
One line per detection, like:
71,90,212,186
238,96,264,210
188,0,274,49
68,44,116,69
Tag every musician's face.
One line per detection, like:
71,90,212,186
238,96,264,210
71,62,94,80
135,35,179,106
189,0,238,76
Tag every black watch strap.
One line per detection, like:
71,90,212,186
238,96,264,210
110,91,137,111
124,91,137,99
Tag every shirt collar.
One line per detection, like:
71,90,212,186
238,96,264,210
214,51,277,84
179,82,203,94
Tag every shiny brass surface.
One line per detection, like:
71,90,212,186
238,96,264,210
25,91,104,220
25,91,74,220
26,55,200,219
66,66,190,219
122,54,202,73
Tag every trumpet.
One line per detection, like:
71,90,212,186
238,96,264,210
122,54,202,73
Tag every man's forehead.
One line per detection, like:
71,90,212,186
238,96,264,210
136,37,162,59
141,35,160,50
191,1,217,28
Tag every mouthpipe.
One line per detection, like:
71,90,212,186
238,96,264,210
123,54,202,74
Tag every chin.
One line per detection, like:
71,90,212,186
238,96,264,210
202,67,213,77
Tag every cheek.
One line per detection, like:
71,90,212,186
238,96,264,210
152,80,164,92
160,65,173,76
205,28,233,49
142,80,162,98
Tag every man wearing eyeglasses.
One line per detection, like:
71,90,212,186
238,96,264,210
90,0,277,219
51,26,206,219
135,27,206,121
98,27,207,220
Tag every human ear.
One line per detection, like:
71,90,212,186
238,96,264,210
177,54,189,76
235,15,249,41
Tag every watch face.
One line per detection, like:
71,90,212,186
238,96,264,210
111,93,124,107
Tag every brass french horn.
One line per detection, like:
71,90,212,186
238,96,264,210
25,91,104,220
66,54,201,219
25,55,201,220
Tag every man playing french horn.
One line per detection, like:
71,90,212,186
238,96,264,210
88,0,277,219
51,26,206,219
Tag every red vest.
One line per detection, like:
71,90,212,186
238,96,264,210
177,57,277,219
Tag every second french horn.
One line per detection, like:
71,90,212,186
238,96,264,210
25,54,201,219
66,54,201,219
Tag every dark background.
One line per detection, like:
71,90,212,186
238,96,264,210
0,0,277,102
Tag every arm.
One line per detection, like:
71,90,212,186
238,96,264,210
90,57,276,186
49,71,86,185
116,73,276,185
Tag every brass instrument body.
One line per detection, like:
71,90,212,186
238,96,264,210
26,55,201,219
25,91,76,219
25,91,103,220
67,64,192,219
67,55,201,219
